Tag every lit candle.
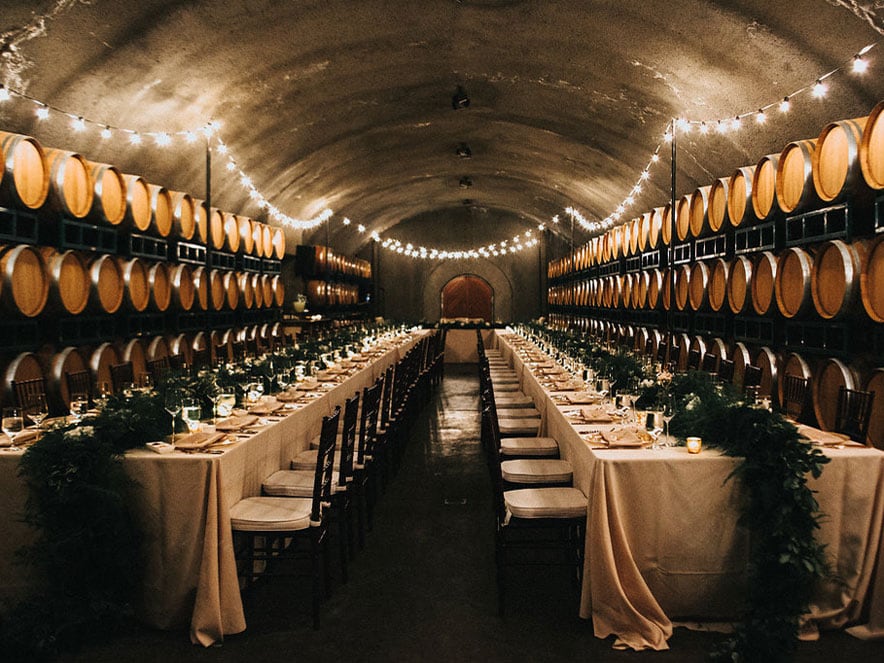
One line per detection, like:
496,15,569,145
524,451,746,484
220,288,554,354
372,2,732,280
686,436,702,454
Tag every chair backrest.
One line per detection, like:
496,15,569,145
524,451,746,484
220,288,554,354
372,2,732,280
687,349,701,371
231,340,246,362
834,387,876,444
743,365,762,391
110,362,134,394
65,370,93,407
718,359,735,384
701,353,718,375
782,374,810,421
656,340,668,363
147,356,171,381
357,380,382,466
379,365,395,429
482,403,508,524
668,344,681,371
311,406,341,523
337,393,360,488
643,337,654,357
191,347,210,369
13,377,46,410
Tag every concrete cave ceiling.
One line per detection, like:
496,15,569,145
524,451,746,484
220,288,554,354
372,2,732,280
1,0,883,256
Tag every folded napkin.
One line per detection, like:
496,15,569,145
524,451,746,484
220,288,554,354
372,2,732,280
568,391,603,405
173,431,227,450
248,399,283,415
1,429,41,446
553,380,583,391
275,390,299,402
580,405,614,423
296,379,320,391
795,423,852,446
600,427,648,448
215,415,259,432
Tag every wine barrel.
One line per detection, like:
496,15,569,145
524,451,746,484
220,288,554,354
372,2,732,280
237,215,255,255
117,257,150,312
193,199,209,244
661,203,674,246
675,194,692,242
40,247,89,315
252,221,265,258
689,335,707,368
751,154,780,221
861,235,884,322
222,271,239,309
0,131,49,210
646,270,663,309
2,352,44,405
223,212,241,253
636,211,651,252
813,358,860,432
148,262,172,312
147,184,173,237
860,100,884,190
238,271,255,309
620,273,633,309
779,352,814,408
211,328,234,364
689,185,713,238
751,251,778,316
776,139,818,214
169,191,196,241
727,255,753,314
89,342,120,393
621,222,633,258
191,266,210,311
87,162,127,226
191,331,211,364
88,254,124,314
166,333,192,367
628,217,640,255
646,206,662,249
728,165,757,227
122,174,152,232
44,148,94,218
0,244,49,317
209,207,226,250
674,332,691,372
169,263,195,311
632,271,648,309
634,326,650,354
708,338,728,372
813,117,868,204
755,347,779,403
120,338,147,381
253,273,266,309
708,177,730,233
688,261,710,311
811,239,867,319
44,346,87,411
610,275,622,308
775,247,814,318
674,264,690,311
647,329,663,358
708,258,728,312
732,341,752,388
259,322,275,352
865,369,884,449
145,335,170,361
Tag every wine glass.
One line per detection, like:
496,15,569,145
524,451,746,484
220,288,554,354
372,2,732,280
26,394,48,429
215,391,236,423
2,407,24,446
94,381,112,409
661,400,675,448
245,380,264,406
69,392,89,422
163,389,182,441
181,398,202,432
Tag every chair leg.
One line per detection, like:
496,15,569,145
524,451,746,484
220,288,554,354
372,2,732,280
311,533,322,630
337,507,349,584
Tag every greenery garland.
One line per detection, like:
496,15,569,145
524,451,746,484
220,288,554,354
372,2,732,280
519,323,831,661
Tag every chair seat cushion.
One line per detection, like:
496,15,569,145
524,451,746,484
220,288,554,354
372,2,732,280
493,382,522,393
504,487,587,520
500,436,559,457
501,459,572,484
309,434,345,450
495,394,533,408
498,418,541,436
230,496,314,532
263,469,341,497
291,449,318,470
498,407,541,419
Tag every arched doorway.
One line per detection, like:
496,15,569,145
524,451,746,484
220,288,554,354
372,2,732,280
441,274,493,321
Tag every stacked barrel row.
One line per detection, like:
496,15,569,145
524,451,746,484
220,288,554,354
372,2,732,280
295,245,373,309
549,99,884,280
0,322,287,414
545,315,884,450
0,130,285,258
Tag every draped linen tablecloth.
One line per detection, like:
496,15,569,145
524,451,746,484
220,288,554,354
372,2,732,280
0,331,425,647
493,331,884,651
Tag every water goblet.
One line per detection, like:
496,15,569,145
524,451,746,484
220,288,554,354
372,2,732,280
94,381,112,409
181,398,202,432
163,390,183,441
216,391,236,421
1,407,24,447
69,392,89,422
26,394,49,429
661,402,675,448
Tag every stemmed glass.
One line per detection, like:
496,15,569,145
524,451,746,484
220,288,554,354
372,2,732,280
69,392,89,422
25,394,48,429
214,391,236,424
2,407,24,447
181,398,202,432
94,381,112,409
164,389,183,441
661,399,675,448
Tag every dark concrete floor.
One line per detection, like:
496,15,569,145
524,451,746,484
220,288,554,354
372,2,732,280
66,365,883,662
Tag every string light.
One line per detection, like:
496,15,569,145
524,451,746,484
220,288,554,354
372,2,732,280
0,85,10,102
71,116,86,132
779,96,791,113
852,55,869,74
35,104,49,120
812,79,828,98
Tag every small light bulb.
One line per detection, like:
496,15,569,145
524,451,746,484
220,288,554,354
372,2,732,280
651,154,660,163
731,115,742,131
640,170,650,181
225,161,236,172
699,122,709,134
552,215,559,224
154,132,171,146
663,130,673,143
852,55,869,74
779,97,791,113
35,105,50,120
812,80,827,98
755,110,767,124
183,130,198,143
342,217,351,225
71,116,86,132
358,224,366,233
675,118,691,133
537,223,545,231
216,142,228,155
129,132,142,145
101,126,112,139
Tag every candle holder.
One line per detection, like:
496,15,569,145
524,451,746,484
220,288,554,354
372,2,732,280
686,436,703,454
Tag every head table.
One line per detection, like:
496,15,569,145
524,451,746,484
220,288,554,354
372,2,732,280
0,331,427,647
493,330,884,651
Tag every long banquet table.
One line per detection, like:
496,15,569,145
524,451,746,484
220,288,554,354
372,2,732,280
0,331,426,647
493,330,884,651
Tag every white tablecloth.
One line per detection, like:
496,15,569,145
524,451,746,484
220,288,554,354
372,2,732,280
493,331,884,651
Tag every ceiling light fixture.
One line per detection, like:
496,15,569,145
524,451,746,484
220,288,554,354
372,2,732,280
451,85,470,110
455,142,472,158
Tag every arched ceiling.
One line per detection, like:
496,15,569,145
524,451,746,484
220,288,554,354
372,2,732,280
1,0,882,256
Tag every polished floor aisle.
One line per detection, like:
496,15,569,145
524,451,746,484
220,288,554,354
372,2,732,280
68,365,882,662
